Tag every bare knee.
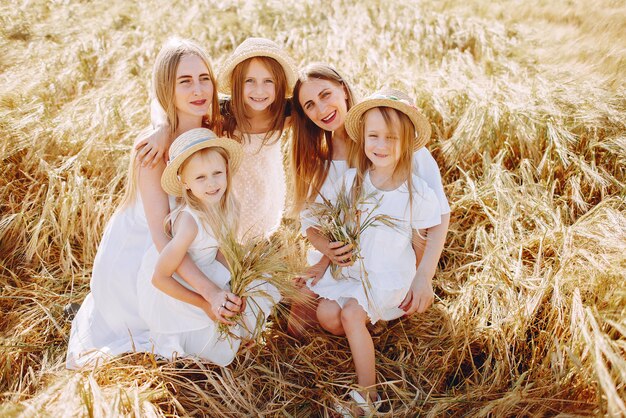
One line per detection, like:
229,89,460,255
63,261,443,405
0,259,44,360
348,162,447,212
340,301,368,330
317,299,344,336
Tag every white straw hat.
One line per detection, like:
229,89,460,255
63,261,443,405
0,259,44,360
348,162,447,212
161,128,243,197
217,37,297,97
345,89,432,151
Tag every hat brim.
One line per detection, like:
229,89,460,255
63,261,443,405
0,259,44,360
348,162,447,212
217,49,297,97
161,137,243,197
345,99,432,151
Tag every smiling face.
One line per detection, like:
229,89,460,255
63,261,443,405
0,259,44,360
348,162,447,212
362,108,402,173
241,58,276,113
180,149,228,206
174,54,214,120
298,78,348,132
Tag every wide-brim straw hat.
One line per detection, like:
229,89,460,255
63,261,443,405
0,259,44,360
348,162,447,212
161,128,243,197
217,37,297,97
345,89,432,151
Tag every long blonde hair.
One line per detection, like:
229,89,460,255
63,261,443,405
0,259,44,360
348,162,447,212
222,56,288,144
289,63,356,216
167,147,240,238
121,38,221,208
153,38,221,136
352,107,416,213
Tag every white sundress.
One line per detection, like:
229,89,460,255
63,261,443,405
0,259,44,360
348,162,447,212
66,193,157,369
136,207,280,366
232,131,287,240
307,169,442,324
300,160,350,267
413,147,451,215
300,148,450,270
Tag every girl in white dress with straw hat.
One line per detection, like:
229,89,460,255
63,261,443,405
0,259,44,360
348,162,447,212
306,90,442,414
66,39,243,368
136,128,279,365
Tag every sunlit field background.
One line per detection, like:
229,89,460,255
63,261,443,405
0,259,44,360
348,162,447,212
1,0,625,416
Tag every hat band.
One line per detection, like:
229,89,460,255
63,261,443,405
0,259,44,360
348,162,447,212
370,94,417,109
168,135,215,165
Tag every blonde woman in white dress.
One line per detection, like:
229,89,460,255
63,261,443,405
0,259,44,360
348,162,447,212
66,39,243,368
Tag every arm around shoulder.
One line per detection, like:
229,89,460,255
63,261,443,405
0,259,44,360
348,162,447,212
133,99,171,167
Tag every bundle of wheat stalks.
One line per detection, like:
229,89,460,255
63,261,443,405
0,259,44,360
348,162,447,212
305,181,400,312
1,0,624,416
217,225,308,340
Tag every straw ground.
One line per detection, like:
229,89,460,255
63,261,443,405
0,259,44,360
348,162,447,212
1,0,624,416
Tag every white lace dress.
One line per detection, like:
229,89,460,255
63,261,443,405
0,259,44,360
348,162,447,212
307,169,442,323
232,131,287,240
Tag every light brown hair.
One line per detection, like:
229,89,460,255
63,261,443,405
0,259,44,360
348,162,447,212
222,57,288,144
153,38,221,136
122,38,221,208
289,63,356,216
352,107,415,215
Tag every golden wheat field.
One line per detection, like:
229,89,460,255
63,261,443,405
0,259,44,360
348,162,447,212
1,0,625,416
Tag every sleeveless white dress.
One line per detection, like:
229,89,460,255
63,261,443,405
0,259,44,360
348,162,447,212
232,131,286,240
300,160,350,267
136,207,280,366
66,193,156,369
307,169,442,323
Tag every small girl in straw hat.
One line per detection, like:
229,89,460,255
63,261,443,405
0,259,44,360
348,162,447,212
143,37,297,240
136,128,279,365
306,89,442,414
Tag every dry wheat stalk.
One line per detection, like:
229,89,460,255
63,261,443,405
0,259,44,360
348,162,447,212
215,226,306,341
306,180,400,311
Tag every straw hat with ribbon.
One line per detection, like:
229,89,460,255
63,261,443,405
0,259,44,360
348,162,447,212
217,37,297,97
345,89,432,151
161,128,243,197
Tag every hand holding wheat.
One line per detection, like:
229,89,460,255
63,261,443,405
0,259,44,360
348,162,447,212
216,225,306,340
199,288,243,326
306,181,400,311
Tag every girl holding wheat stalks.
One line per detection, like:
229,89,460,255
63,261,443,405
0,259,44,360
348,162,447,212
308,89,443,414
66,38,244,368
136,128,279,365
287,65,451,336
